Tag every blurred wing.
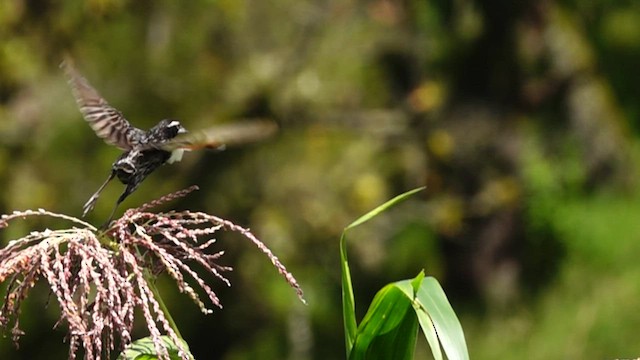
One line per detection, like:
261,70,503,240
160,120,278,151
61,57,143,150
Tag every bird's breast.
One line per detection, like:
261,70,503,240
113,149,171,185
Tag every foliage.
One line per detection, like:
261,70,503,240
2,0,640,358
0,188,303,359
341,188,469,360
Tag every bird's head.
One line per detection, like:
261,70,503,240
164,119,187,137
148,119,187,143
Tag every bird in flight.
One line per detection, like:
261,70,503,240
62,57,276,226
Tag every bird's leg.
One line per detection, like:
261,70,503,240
82,170,116,218
99,184,135,229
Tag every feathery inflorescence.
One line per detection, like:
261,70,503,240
0,187,304,360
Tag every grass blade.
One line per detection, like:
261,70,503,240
345,187,425,231
415,277,469,360
341,187,424,356
349,285,418,360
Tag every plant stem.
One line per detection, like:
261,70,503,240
144,269,195,359
146,272,184,339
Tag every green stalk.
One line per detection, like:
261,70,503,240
145,271,184,340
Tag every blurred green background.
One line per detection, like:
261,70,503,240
1,0,640,359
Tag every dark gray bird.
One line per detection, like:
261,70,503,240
62,58,276,225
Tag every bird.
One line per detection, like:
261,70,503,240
61,57,277,226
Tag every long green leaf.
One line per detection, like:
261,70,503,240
397,274,443,360
345,187,425,231
415,277,469,360
415,303,443,360
341,187,425,356
349,285,418,360
341,231,358,355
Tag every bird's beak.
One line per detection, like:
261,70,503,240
178,126,187,134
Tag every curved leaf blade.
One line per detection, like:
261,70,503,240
341,187,425,356
415,277,469,360
341,232,358,354
349,285,418,360
397,276,443,360
345,187,425,231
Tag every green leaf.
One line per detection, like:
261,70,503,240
117,336,193,360
341,231,358,355
396,275,443,360
349,284,418,360
340,187,469,359
340,187,425,356
345,187,425,231
410,269,426,294
415,303,443,360
414,277,469,360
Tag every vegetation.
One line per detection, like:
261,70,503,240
0,187,303,359
340,188,468,360
1,1,640,358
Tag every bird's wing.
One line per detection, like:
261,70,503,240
155,120,278,151
61,57,143,150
